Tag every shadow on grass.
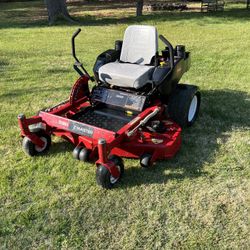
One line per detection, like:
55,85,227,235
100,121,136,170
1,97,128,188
67,1,135,11
0,59,9,74
74,8,250,27
0,1,249,29
49,140,74,155
120,89,250,188
0,59,9,66
0,86,70,101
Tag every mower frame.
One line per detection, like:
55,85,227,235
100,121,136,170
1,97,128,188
18,26,200,189
18,74,181,179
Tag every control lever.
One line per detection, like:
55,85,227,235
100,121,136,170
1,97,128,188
127,108,160,137
71,28,94,81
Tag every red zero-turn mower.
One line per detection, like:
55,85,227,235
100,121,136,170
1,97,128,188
18,25,201,189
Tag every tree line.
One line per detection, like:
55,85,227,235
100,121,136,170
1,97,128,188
45,0,144,25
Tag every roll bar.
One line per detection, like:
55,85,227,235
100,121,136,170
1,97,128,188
146,35,175,96
159,34,174,70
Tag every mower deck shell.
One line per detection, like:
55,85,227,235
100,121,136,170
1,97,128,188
18,76,182,168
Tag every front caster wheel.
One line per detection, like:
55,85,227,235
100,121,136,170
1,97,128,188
96,155,124,189
72,146,82,160
79,147,90,162
22,130,51,156
140,153,152,168
73,146,90,162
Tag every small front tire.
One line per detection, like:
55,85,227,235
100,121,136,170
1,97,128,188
140,153,152,168
72,146,82,160
22,137,36,156
96,155,124,189
79,147,90,162
22,130,51,156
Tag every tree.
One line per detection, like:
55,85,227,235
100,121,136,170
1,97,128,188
136,0,144,16
44,0,75,25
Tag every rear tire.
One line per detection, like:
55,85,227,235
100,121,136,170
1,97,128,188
168,84,201,128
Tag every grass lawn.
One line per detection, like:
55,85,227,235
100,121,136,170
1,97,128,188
0,1,250,249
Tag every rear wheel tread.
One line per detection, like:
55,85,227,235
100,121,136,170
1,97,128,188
168,84,201,128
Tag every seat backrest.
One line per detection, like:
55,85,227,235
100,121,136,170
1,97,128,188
120,25,158,65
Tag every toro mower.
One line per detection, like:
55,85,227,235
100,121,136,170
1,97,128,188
18,25,201,189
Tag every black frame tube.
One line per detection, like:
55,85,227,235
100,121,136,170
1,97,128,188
146,35,175,96
159,34,174,70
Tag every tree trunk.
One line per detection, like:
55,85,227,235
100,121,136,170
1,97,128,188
136,0,144,16
44,0,75,25
247,0,250,9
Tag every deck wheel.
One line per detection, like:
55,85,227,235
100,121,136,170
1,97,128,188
96,155,124,189
72,146,82,160
79,147,90,162
22,130,51,157
140,153,152,168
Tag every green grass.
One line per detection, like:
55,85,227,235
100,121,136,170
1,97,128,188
0,1,250,249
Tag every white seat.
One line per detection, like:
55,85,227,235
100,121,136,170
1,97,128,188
98,25,158,89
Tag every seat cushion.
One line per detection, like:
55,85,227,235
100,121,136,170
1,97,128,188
99,61,155,89
120,25,158,65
